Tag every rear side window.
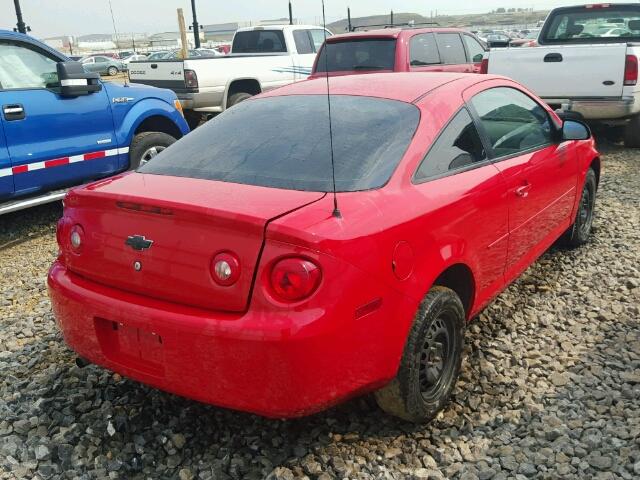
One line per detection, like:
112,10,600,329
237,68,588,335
435,33,466,64
293,30,314,54
140,95,420,192
232,30,287,53
410,34,441,66
310,30,329,51
470,87,553,158
414,109,486,182
315,39,396,72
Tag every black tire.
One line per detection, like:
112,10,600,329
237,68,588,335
107,66,119,76
624,114,640,148
129,132,177,170
560,168,597,248
374,286,465,423
227,92,253,108
184,110,204,130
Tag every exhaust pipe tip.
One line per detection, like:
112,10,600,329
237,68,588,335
75,357,90,368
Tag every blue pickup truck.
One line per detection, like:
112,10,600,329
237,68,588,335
0,31,189,214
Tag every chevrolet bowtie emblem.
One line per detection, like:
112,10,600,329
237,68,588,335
125,235,153,251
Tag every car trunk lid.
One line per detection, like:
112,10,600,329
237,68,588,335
62,173,325,312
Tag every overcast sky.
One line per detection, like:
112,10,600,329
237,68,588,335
2,0,638,38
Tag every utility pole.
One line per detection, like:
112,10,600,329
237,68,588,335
289,1,293,25
13,0,29,34
347,7,352,32
190,0,201,49
177,8,189,59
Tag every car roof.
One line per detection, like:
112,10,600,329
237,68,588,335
260,72,504,104
326,27,470,42
235,25,324,33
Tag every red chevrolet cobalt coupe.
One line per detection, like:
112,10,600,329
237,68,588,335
48,73,599,422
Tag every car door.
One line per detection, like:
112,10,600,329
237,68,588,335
435,33,472,73
81,57,97,72
291,29,329,80
0,39,120,197
468,86,577,281
0,119,12,201
413,107,508,303
92,56,111,74
462,34,486,73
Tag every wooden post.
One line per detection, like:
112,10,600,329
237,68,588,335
177,8,189,59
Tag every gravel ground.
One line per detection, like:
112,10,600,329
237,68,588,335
0,142,638,480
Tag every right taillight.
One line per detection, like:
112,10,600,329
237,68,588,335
480,58,489,74
184,69,198,88
269,257,322,302
624,55,638,86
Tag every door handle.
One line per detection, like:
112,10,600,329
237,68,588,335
3,104,25,121
544,53,563,63
151,64,158,69
515,183,532,198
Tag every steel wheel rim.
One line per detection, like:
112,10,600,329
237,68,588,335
108,67,118,75
578,184,594,236
140,146,166,166
419,313,456,401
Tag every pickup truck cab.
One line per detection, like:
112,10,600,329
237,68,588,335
310,27,486,78
0,31,189,214
129,25,331,128
484,3,640,147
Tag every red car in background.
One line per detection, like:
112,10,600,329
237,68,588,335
48,73,599,422
310,26,487,78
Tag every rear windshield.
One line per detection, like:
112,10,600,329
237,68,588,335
315,39,396,73
541,5,640,44
232,30,287,53
140,95,419,192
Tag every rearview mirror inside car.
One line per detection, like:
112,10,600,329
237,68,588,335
57,62,102,97
562,120,591,141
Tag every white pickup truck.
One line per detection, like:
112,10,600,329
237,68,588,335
129,25,331,128
484,3,640,147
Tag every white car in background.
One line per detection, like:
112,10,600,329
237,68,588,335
122,54,147,64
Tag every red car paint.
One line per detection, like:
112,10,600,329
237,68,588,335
48,73,599,418
309,28,487,79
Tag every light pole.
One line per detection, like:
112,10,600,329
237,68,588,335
190,0,201,49
13,0,29,34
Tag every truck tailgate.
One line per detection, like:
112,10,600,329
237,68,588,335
488,44,628,98
128,61,187,90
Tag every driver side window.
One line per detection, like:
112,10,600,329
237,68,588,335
0,41,59,90
470,87,552,158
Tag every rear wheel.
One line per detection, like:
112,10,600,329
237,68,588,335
374,286,465,423
561,168,597,248
227,92,253,108
184,110,204,130
129,132,177,170
107,66,119,76
624,114,640,148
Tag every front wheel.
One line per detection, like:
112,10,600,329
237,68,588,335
624,114,640,148
129,132,177,170
374,286,465,423
560,168,597,248
107,66,119,76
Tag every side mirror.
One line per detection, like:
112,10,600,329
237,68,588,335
562,119,591,141
57,62,102,97
472,53,484,63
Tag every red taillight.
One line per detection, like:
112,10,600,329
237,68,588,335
624,55,638,86
211,252,240,286
184,69,198,89
269,257,322,302
69,224,84,253
480,58,489,74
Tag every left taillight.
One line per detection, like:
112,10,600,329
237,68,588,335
268,257,322,302
184,69,198,89
480,58,489,74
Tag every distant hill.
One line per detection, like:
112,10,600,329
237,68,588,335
327,10,547,33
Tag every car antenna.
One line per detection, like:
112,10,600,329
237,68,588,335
321,0,341,219
107,0,129,87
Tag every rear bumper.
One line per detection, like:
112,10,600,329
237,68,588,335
177,87,225,113
546,96,639,120
47,261,412,418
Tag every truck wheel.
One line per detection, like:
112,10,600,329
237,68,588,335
129,132,176,170
107,66,119,76
624,115,640,148
184,111,204,130
560,168,597,248
374,286,465,423
228,92,253,108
